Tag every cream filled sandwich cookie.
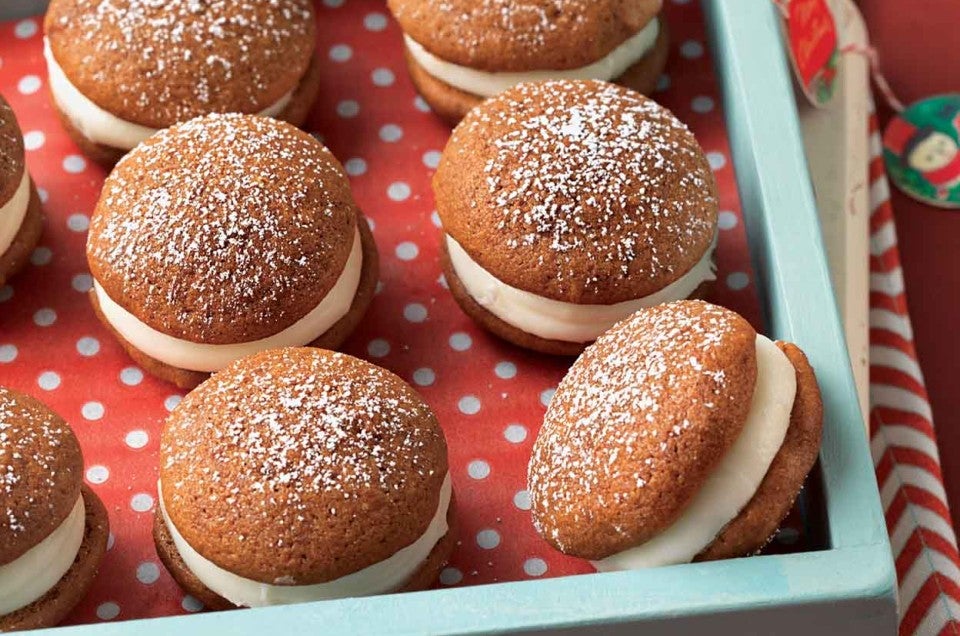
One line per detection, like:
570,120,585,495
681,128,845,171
0,387,109,631
388,0,668,123
43,0,321,165
0,95,43,288
528,300,824,568
434,80,718,356
86,113,379,389
154,347,456,610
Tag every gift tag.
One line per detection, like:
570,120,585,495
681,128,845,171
778,0,840,107
883,94,960,209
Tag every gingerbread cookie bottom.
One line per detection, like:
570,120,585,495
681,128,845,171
153,497,459,611
695,341,823,561
0,181,43,288
54,53,324,166
441,239,711,356
89,215,380,390
405,18,670,125
0,486,109,631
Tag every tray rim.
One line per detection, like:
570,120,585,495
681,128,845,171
22,0,897,632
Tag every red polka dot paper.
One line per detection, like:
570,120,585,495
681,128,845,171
0,0,807,626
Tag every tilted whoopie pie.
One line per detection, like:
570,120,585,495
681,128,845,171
0,387,109,631
86,113,379,390
388,0,669,124
154,347,456,609
0,95,43,288
43,0,321,164
434,80,718,356
528,300,823,568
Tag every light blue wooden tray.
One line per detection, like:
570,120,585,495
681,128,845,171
23,0,897,633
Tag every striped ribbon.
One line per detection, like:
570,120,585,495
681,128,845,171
868,106,960,635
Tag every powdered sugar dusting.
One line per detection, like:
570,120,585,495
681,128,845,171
0,97,24,189
528,301,744,550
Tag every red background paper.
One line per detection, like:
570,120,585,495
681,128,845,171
0,0,804,626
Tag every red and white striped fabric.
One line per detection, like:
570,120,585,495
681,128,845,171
868,108,960,636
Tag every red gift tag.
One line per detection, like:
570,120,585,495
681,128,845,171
779,0,840,107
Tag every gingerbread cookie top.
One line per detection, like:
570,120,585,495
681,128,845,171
0,95,25,207
435,80,717,304
44,0,315,128
87,114,358,344
160,348,449,584
0,387,83,565
389,0,661,72
528,301,757,558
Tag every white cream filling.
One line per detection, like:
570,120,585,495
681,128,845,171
43,38,293,151
92,227,363,373
445,233,716,344
158,474,452,607
0,496,85,615
404,17,660,98
0,169,31,257
593,335,797,571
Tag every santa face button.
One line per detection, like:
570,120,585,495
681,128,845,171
883,94,960,209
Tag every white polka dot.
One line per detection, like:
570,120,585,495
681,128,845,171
707,151,727,170
130,493,154,512
430,210,442,227
476,529,501,549
136,562,160,584
18,75,41,95
344,157,367,176
513,489,531,511
125,430,149,449
22,130,44,150
329,44,352,62
14,19,38,39
0,286,12,302
449,332,472,351
38,371,61,391
459,395,481,415
691,95,715,113
718,210,738,230
379,124,403,142
366,217,376,231
181,596,204,612
395,241,419,261
523,558,547,577
375,281,385,295
33,308,56,326
72,273,93,292
37,188,49,203
680,40,705,58
164,395,182,411
422,150,441,169
404,303,427,323
387,182,411,201
62,155,86,174
120,366,143,386
96,602,120,621
0,344,16,363
413,367,435,386
336,99,360,118
367,338,390,357
30,246,52,266
414,96,431,112
467,459,490,479
726,272,750,290
322,0,344,6
540,388,556,407
82,401,105,421
495,361,516,379
364,12,388,31
439,567,462,585
655,74,671,92
86,465,109,484
372,68,395,86
76,336,100,356
67,212,90,232
437,273,448,289
504,424,527,443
